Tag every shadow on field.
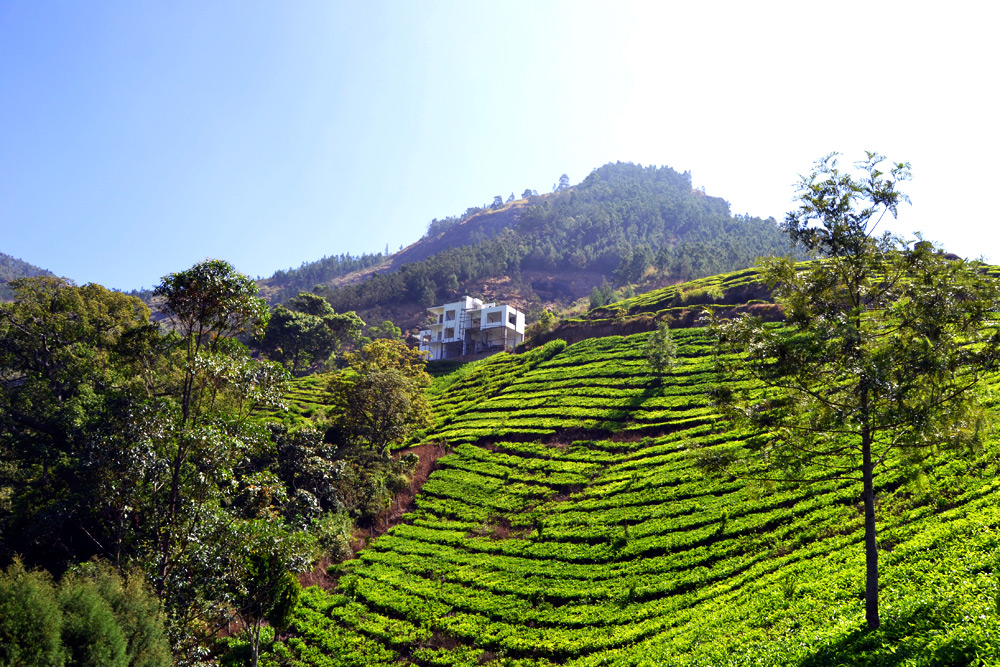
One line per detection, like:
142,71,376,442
798,601,979,667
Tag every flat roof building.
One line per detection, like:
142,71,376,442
418,296,525,361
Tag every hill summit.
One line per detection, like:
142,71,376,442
259,162,802,333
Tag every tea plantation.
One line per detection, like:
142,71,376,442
260,273,1000,666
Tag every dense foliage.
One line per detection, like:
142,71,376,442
316,162,800,313
0,261,430,664
327,339,433,457
0,559,171,667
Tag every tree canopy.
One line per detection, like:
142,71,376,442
327,338,432,457
711,152,1000,630
0,258,435,661
260,292,364,374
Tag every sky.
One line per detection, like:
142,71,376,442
1,1,997,290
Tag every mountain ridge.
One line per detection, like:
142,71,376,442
262,162,804,335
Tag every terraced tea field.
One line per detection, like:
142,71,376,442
261,278,1000,666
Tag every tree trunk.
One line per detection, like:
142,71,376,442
862,431,880,630
250,621,260,667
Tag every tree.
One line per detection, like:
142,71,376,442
521,188,534,199
558,173,570,190
327,339,432,457
0,278,156,569
443,273,460,296
589,286,606,310
231,521,310,667
362,320,402,344
261,294,363,374
525,309,558,341
150,260,289,653
261,306,331,374
59,576,128,667
285,291,334,317
643,321,677,377
154,258,270,424
711,152,1000,630
80,562,171,667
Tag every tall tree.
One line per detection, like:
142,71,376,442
154,258,270,424
149,260,288,654
711,152,1000,630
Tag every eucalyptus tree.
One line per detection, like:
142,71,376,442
711,153,1000,630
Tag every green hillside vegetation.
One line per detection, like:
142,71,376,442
256,372,339,428
263,252,386,304
7,154,997,666
245,258,1000,666
307,162,801,317
0,251,54,300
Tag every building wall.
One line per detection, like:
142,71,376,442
419,297,524,360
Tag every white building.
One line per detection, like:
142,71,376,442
419,296,525,360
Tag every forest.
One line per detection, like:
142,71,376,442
276,162,802,314
265,253,387,305
0,260,431,666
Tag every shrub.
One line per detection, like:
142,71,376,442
59,576,127,667
0,559,65,667
76,563,171,667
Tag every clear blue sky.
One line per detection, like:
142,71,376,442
2,1,997,290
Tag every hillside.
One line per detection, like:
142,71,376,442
0,251,54,300
259,162,804,334
254,268,1000,666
